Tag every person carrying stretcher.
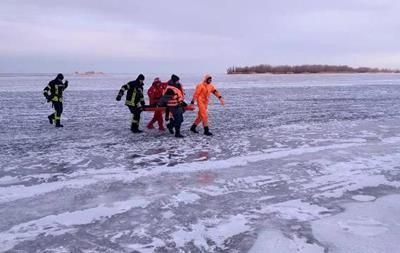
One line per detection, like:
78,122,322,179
190,74,224,136
116,74,146,133
158,74,187,138
146,77,166,131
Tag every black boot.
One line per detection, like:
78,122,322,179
167,121,174,134
175,126,184,138
48,115,54,125
55,119,63,128
204,126,213,136
131,123,142,133
190,124,199,133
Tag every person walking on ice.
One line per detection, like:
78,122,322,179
159,74,186,138
116,74,146,133
43,73,69,128
146,77,166,131
190,74,224,136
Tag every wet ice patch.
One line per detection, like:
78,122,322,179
249,230,324,253
312,194,400,253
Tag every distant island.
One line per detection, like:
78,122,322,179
227,64,400,74
74,71,105,76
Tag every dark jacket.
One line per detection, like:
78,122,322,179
117,80,145,107
43,79,68,102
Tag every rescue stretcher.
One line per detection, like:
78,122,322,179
142,105,195,112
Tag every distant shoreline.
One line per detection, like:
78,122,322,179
227,64,400,75
227,72,400,75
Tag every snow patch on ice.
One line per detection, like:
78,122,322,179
337,217,388,236
0,178,98,204
0,141,368,205
0,197,150,251
249,229,324,253
305,152,400,199
0,175,20,185
171,214,249,250
382,136,400,144
134,142,365,180
173,191,201,205
312,194,400,253
351,195,376,202
123,237,165,253
259,199,330,221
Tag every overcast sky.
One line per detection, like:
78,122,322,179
0,0,399,73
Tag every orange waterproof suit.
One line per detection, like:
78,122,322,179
191,75,224,127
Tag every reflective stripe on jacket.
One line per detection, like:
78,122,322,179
43,79,68,103
166,85,184,107
118,81,145,107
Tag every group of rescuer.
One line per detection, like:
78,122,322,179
43,73,224,138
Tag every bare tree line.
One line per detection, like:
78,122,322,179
227,64,400,74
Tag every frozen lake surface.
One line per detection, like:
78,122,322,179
1,73,400,252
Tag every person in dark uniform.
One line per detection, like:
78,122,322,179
159,74,186,138
43,73,69,127
116,74,146,133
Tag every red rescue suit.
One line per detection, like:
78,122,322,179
147,78,166,130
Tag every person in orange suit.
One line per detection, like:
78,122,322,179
190,74,224,136
147,77,166,131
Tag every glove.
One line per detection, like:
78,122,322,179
46,95,53,102
190,100,195,105
64,80,69,85
220,98,225,106
116,95,121,101
180,101,188,107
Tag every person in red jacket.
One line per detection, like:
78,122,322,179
147,77,166,131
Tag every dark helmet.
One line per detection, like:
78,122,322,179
136,74,145,81
171,74,180,83
56,73,64,80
